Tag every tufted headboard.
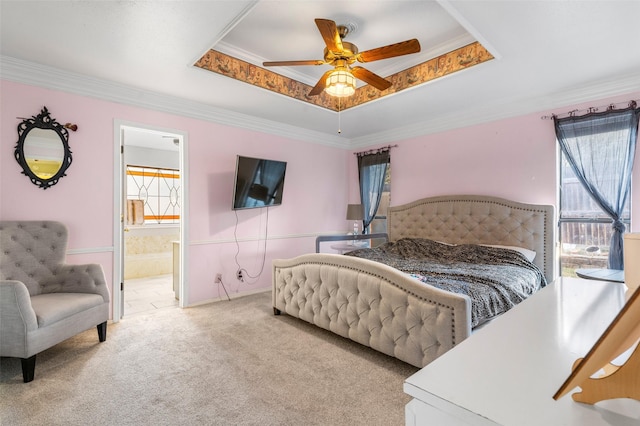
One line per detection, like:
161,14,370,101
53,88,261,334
387,195,556,283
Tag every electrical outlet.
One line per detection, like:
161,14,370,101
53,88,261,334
236,270,243,281
215,273,222,283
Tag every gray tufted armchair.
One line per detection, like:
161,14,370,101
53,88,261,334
0,221,110,382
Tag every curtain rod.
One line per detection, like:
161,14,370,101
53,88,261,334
354,144,398,156
541,99,638,120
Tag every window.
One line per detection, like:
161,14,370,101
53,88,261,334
357,149,390,236
559,154,630,276
126,165,180,225
368,165,390,235
555,104,639,275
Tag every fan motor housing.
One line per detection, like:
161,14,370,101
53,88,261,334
324,41,358,65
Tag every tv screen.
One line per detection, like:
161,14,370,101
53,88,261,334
232,155,287,210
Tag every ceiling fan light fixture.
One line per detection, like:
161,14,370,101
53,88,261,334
325,68,356,97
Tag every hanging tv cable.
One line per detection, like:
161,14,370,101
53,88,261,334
233,206,270,284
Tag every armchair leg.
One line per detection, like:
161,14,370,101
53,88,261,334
21,355,36,383
97,321,107,342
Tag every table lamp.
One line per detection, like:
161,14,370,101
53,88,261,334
624,233,640,291
346,204,364,236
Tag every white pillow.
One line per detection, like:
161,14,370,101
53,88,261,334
481,244,536,262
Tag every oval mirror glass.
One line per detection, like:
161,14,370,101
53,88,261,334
23,128,65,180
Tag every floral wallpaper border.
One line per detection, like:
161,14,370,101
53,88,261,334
195,41,493,112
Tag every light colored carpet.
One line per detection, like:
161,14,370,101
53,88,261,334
0,291,418,425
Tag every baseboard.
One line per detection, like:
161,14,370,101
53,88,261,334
186,286,270,308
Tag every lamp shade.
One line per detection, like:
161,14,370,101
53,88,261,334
346,204,364,220
325,69,356,98
624,233,640,291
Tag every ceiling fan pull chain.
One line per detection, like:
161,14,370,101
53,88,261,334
337,96,342,134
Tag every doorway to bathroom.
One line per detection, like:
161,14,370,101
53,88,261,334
113,122,188,320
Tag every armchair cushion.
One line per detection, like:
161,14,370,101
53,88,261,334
31,293,106,327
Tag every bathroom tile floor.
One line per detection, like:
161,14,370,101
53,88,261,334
124,274,178,316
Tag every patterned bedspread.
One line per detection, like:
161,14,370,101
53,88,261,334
344,238,546,327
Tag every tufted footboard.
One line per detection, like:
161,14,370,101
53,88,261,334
272,253,472,368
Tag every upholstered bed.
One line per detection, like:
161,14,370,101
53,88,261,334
272,195,555,368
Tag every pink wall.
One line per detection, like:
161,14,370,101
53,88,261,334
185,124,350,302
391,114,556,206
372,91,640,231
1,80,350,310
3,79,639,313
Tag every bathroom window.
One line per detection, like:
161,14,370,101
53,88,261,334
126,165,180,225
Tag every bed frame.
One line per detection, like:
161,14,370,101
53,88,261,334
272,195,555,368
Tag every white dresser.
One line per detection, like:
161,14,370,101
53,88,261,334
404,277,640,425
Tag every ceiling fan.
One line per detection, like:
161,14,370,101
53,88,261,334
263,18,421,97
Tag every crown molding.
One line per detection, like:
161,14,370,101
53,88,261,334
3,55,638,152
0,55,347,149
349,71,640,148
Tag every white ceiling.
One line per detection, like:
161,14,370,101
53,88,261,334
216,1,472,87
1,1,639,150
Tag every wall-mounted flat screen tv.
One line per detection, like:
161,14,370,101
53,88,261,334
232,155,287,210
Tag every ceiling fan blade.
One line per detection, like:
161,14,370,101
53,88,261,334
309,70,334,96
315,18,343,53
263,60,325,67
357,39,421,63
351,66,392,91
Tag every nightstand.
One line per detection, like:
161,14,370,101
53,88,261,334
330,241,368,254
315,233,388,253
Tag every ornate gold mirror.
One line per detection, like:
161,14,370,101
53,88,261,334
15,107,72,189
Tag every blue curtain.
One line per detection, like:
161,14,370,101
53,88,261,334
357,150,389,234
554,104,640,269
